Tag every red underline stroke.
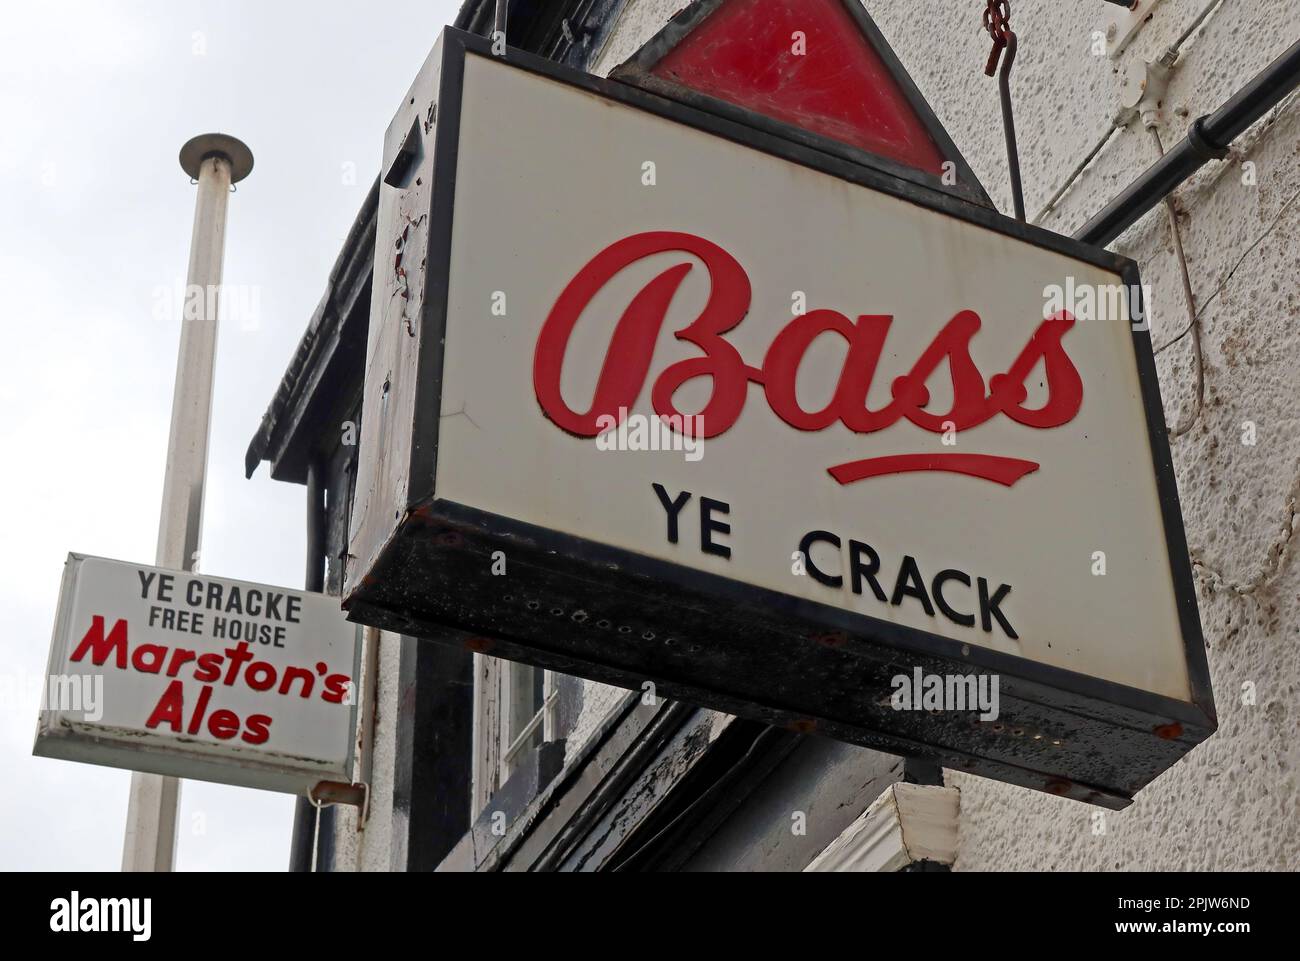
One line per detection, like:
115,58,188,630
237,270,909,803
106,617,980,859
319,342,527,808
828,454,1041,487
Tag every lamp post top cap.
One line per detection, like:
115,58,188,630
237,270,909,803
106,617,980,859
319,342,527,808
179,134,254,183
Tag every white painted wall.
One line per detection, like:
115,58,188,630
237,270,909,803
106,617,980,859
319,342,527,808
337,0,1300,870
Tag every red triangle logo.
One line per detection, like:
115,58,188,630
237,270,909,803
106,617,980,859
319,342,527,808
612,0,985,202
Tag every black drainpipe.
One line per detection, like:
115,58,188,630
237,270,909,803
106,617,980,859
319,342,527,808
1075,37,1300,247
288,459,327,872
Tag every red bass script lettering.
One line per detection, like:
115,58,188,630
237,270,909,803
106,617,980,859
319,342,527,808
533,232,1082,486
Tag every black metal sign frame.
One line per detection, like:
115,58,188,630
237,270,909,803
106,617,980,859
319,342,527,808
343,27,1215,810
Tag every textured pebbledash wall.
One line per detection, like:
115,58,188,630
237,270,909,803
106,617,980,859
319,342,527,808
592,0,1300,870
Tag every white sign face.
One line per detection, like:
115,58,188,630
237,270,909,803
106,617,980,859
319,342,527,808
429,53,1191,702
35,555,358,795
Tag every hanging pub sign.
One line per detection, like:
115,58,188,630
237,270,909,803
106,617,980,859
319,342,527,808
344,13,1214,808
34,554,360,795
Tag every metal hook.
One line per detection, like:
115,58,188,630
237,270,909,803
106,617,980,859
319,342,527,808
982,0,1025,221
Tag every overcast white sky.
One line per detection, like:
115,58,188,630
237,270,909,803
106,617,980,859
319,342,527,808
0,0,464,871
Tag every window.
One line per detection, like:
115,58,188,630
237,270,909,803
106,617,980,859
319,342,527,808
471,655,558,813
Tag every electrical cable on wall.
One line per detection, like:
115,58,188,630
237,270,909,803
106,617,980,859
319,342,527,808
1148,126,1205,439
1155,165,1300,358
1035,0,1230,226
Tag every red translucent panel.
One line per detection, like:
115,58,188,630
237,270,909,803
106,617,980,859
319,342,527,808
650,0,948,175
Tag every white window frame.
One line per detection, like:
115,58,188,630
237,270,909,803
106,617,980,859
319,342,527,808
471,654,558,814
